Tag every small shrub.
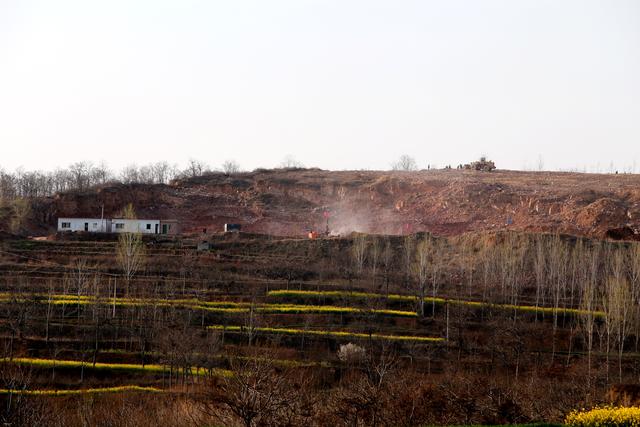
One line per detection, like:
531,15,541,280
337,343,365,363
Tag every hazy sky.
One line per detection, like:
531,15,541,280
1,0,639,172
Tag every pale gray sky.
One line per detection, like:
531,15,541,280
1,0,639,172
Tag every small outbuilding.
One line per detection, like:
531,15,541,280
224,223,241,233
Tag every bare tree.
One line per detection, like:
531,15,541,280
120,164,140,184
403,235,415,288
461,234,476,298
480,241,496,303
430,239,444,317
533,235,548,319
244,298,260,347
184,159,209,178
391,155,418,171
627,243,640,353
9,199,30,233
579,244,599,384
0,169,16,200
151,161,176,184
351,234,368,277
413,238,431,316
117,232,145,287
68,161,93,191
222,160,241,175
604,275,634,382
381,238,394,297
549,234,568,329
71,258,91,324
203,350,310,427
331,344,398,426
369,236,381,287
279,155,304,169
0,363,50,425
116,205,146,297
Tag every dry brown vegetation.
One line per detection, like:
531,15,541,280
0,228,638,425
1,168,640,425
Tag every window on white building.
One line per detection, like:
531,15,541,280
146,224,151,230
61,222,71,228
115,223,124,229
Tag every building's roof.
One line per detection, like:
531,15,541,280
110,218,178,221
58,218,106,220
59,217,177,221
111,218,161,221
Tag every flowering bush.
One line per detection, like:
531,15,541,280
566,406,640,426
337,342,366,363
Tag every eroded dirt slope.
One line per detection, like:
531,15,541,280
45,169,640,239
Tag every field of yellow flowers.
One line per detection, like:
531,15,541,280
208,324,443,342
565,406,640,426
0,385,163,395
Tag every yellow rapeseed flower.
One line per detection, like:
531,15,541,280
565,405,640,426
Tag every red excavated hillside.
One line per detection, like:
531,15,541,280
47,168,640,239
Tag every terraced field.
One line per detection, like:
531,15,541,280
0,232,637,425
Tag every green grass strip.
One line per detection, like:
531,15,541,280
208,325,443,343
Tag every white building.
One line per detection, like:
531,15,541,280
58,218,111,233
111,219,161,234
58,218,178,234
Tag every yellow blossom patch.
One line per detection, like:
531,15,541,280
1,357,231,378
0,385,163,395
267,289,605,318
208,325,443,343
565,405,640,426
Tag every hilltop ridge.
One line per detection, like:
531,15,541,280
40,168,640,239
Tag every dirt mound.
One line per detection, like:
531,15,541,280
34,169,640,240
574,198,629,233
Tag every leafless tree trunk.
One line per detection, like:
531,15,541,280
548,234,568,361
533,235,548,321
604,275,634,382
629,243,640,355
431,240,443,318
9,199,31,234
403,235,414,289
382,238,394,298
413,239,430,317
116,231,146,296
579,246,598,387
369,236,380,288
351,234,368,278
461,236,475,298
